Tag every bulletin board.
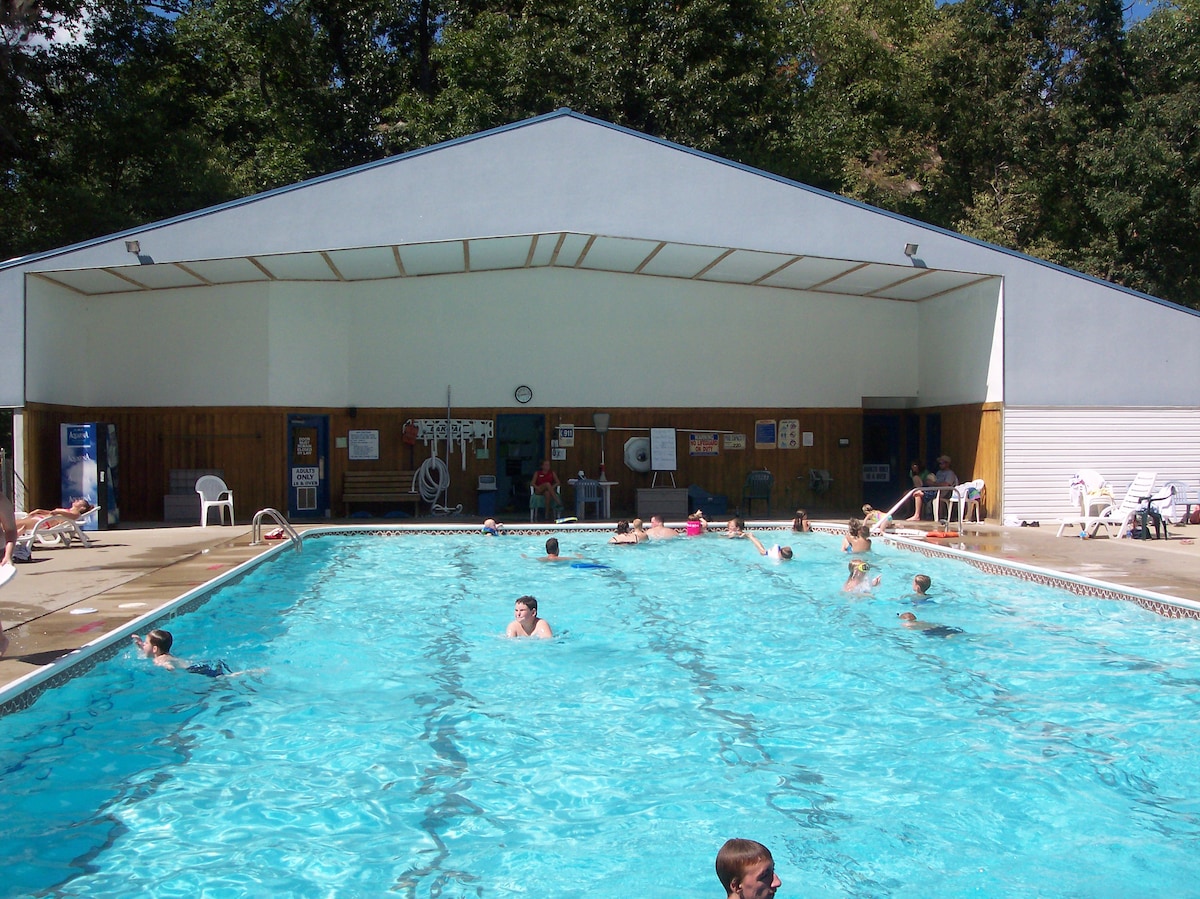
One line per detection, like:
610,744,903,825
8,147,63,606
650,428,677,471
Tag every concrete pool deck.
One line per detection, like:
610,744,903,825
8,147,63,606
3,517,1200,695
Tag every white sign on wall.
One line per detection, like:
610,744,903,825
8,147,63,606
292,466,320,487
558,425,575,447
348,429,379,460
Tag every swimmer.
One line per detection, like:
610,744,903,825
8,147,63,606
645,515,678,539
132,629,233,676
862,504,893,534
792,509,812,533
629,519,649,542
899,610,963,638
686,510,709,536
746,531,793,561
725,517,747,539
715,838,780,899
909,574,933,602
535,536,578,562
609,520,640,545
842,518,872,553
482,518,503,536
843,559,881,593
506,595,553,638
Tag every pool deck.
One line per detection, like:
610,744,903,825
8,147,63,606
3,517,1200,695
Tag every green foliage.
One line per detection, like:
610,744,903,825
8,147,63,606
2,0,1199,309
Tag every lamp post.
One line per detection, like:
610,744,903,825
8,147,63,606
593,412,611,480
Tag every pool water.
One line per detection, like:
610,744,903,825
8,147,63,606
2,531,1200,897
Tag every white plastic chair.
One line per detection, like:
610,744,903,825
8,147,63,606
944,479,985,527
1161,480,1195,525
196,476,235,527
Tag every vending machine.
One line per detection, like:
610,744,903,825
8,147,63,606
60,423,119,530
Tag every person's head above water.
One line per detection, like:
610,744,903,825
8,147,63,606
145,629,173,654
913,574,932,594
545,537,559,556
848,559,872,577
715,839,780,899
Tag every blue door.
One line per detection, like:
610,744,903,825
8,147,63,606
288,415,329,519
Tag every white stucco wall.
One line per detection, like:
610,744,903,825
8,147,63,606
26,279,272,406
8,111,1200,411
916,278,1004,407
25,267,925,408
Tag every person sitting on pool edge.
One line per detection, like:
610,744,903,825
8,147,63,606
132,629,232,677
746,531,793,561
899,611,963,638
843,559,881,594
506,595,553,638
715,838,781,899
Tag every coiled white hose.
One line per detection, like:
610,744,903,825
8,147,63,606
414,456,462,516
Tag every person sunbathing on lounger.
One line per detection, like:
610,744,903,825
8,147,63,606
16,499,94,534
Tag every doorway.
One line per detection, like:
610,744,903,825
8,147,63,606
495,414,546,515
287,415,329,518
862,413,903,511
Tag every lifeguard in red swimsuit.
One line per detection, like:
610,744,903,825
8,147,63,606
531,460,564,516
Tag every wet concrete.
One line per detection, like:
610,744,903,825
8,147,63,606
3,516,1200,696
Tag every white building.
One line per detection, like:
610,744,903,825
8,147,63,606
2,109,1198,522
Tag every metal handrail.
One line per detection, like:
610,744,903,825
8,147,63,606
873,485,962,534
250,508,301,551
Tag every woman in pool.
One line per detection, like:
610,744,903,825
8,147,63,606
843,559,881,593
841,518,872,553
609,520,640,544
506,595,553,638
792,509,812,533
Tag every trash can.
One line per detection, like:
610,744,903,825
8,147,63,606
478,475,497,517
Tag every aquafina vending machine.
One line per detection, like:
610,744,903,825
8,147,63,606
61,423,119,530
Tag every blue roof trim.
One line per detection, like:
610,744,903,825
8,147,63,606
4,107,1196,320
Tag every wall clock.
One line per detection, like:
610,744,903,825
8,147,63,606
514,385,533,404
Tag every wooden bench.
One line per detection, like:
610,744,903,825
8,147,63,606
343,470,422,517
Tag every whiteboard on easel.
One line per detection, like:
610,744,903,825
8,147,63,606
650,428,677,472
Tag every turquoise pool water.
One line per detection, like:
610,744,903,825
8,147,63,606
2,531,1200,897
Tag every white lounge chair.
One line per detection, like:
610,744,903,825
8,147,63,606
196,475,235,526
1061,472,1161,538
16,505,97,550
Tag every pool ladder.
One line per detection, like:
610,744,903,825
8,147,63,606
250,508,302,552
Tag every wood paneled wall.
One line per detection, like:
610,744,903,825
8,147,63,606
21,403,1002,521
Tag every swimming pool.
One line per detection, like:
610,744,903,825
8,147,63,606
2,530,1199,897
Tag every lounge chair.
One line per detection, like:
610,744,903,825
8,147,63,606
1060,472,1161,538
16,506,97,550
